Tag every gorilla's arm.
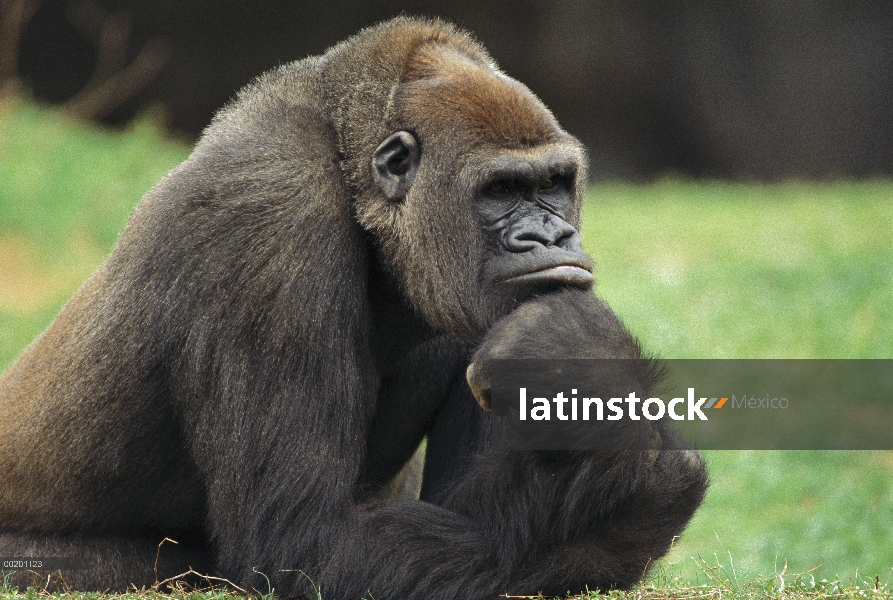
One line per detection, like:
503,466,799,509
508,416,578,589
420,397,707,596
283,291,705,599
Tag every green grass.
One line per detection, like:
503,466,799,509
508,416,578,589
0,96,191,365
581,180,893,359
2,570,891,600
1,97,892,596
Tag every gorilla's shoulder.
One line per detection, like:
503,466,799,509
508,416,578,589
200,57,330,149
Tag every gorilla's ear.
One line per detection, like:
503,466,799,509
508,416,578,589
372,131,420,200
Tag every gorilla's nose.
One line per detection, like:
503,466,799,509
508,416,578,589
504,214,579,252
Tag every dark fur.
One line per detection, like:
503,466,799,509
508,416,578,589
0,17,706,598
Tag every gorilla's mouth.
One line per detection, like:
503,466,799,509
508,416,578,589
498,263,594,288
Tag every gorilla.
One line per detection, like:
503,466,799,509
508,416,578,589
0,17,706,598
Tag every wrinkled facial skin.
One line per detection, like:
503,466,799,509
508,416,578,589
370,131,593,341
475,159,594,297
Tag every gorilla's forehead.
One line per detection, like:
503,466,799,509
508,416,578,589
397,42,562,149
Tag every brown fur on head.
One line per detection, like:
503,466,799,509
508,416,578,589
401,42,559,148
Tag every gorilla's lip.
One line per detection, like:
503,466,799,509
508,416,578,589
497,262,594,287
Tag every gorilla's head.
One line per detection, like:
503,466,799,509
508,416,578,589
332,21,592,342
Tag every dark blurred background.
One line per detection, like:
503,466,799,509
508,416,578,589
3,0,892,180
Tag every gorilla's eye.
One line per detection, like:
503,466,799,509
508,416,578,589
540,177,557,190
487,180,512,194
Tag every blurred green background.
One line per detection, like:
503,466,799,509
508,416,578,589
1,96,892,587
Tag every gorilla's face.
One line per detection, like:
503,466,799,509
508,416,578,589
474,148,593,294
370,131,592,343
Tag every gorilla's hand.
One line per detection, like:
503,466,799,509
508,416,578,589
467,288,651,411
466,287,665,465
